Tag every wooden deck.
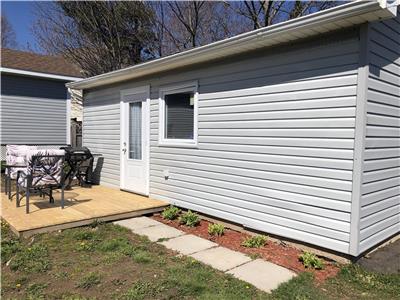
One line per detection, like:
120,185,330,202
1,185,168,237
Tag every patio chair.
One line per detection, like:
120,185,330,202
16,149,66,214
4,145,37,200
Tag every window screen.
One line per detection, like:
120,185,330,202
164,92,194,139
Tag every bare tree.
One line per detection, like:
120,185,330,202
149,1,246,57
32,1,156,77
226,1,341,30
1,14,17,48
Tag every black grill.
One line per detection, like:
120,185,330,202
61,146,94,187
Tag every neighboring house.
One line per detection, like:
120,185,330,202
0,48,82,157
68,1,400,257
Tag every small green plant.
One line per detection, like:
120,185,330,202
98,237,135,256
76,272,101,289
132,250,152,263
241,235,268,248
89,219,105,228
76,241,96,252
299,251,324,269
1,237,21,264
26,283,48,299
73,230,97,241
208,223,225,236
9,243,51,273
248,253,262,260
161,205,181,220
179,210,200,227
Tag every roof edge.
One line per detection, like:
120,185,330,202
67,0,397,90
1,67,82,81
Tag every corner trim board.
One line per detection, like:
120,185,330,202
349,24,370,256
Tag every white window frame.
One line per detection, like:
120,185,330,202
158,81,198,148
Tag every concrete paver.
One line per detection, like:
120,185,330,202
190,246,252,271
114,216,162,230
227,259,296,293
132,224,185,242
116,217,296,293
160,234,217,255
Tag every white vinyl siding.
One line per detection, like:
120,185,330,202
83,29,360,254
359,12,400,254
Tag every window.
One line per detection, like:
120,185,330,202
128,101,142,160
159,83,198,146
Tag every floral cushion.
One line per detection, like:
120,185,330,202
18,149,65,188
5,145,37,179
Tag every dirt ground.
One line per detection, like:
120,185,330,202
358,239,400,275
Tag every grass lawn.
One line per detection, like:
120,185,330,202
1,220,399,300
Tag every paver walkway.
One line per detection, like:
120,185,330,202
114,216,296,293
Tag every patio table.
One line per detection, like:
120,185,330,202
3,163,27,199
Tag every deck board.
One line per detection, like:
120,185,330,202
1,185,168,237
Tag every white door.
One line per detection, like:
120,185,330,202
120,87,150,195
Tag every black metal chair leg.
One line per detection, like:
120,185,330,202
4,175,8,195
26,189,30,214
8,177,12,200
49,188,53,203
16,181,20,207
26,178,31,214
61,185,64,209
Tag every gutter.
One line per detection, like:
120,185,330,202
67,0,397,90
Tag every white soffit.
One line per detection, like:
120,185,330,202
67,0,398,90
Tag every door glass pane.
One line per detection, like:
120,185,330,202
129,102,142,160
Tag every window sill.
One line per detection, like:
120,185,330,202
158,140,198,149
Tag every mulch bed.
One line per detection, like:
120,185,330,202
152,214,340,283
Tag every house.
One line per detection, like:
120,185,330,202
0,48,82,157
67,1,400,257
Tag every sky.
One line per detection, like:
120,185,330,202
1,1,41,51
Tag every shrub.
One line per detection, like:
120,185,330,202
241,235,268,248
208,223,225,236
299,251,324,269
179,210,200,227
161,205,181,220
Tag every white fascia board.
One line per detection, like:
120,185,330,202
67,0,397,90
0,67,82,81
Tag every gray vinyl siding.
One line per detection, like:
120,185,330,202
0,95,68,145
84,29,360,254
359,13,400,254
83,90,121,187
0,74,68,145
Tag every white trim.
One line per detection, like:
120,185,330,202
158,81,198,148
120,85,151,196
67,0,397,90
349,24,370,256
1,67,82,82
66,98,71,145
